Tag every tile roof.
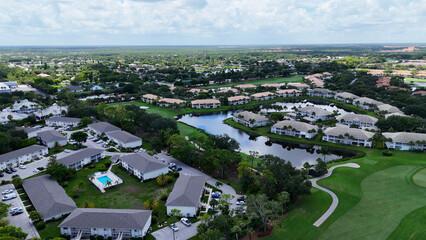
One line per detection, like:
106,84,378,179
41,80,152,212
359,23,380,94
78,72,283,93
191,99,221,104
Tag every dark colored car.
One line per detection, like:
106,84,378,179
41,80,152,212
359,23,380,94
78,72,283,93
5,170,13,174
37,167,44,171
10,168,17,172
211,193,221,198
237,196,247,202
11,209,23,216
0,173,4,177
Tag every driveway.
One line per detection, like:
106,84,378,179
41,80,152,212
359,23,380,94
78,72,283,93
2,157,49,181
152,221,200,240
310,163,360,227
0,184,39,239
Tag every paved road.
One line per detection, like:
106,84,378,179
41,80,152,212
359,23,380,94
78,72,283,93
152,221,200,240
2,157,49,181
310,163,360,227
0,184,40,239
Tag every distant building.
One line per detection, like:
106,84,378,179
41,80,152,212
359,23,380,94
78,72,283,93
191,99,221,109
297,106,333,121
353,97,384,110
59,85,84,93
90,85,103,91
106,130,142,148
37,130,67,148
166,175,206,217
376,104,403,115
12,99,41,113
334,92,359,104
0,145,47,170
57,148,105,170
287,82,310,90
271,120,318,139
157,98,186,107
383,132,426,151
45,116,81,128
0,83,11,93
22,175,77,221
276,89,302,97
88,122,120,136
17,126,54,139
3,81,18,89
251,91,275,101
322,125,374,147
34,103,68,120
141,94,159,103
307,88,335,98
336,114,378,128
59,208,152,239
217,88,238,94
232,111,269,128
227,96,251,105
119,153,168,181
188,88,208,95
0,110,28,124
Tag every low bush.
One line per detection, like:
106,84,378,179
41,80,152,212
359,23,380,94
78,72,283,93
382,150,393,156
35,221,46,230
160,194,168,201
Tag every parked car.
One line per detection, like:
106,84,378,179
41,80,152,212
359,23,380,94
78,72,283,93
168,163,176,169
2,189,13,195
11,208,23,216
236,201,245,205
33,169,40,173
235,209,246,215
237,196,247,202
19,165,26,169
0,173,4,177
170,223,179,232
37,167,44,171
2,193,17,201
10,168,17,172
211,193,221,198
5,170,13,174
9,207,22,213
64,149,71,153
181,218,192,227
102,144,108,148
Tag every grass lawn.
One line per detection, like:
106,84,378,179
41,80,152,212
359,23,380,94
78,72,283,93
38,221,62,240
412,167,426,187
405,77,426,83
200,75,305,89
264,149,426,240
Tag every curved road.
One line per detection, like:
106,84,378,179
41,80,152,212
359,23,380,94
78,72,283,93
310,163,360,227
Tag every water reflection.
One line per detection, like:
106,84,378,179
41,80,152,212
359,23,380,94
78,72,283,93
179,108,352,168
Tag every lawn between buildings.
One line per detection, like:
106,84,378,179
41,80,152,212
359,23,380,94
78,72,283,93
263,149,426,240
39,158,177,239
199,75,305,89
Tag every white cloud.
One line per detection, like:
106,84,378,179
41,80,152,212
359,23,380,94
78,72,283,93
0,0,424,45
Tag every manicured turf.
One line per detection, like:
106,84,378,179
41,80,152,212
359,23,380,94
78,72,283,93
265,150,426,240
38,220,61,240
200,75,305,89
387,206,426,240
405,77,426,83
412,167,426,187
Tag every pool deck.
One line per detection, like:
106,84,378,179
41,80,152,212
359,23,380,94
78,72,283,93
89,167,123,193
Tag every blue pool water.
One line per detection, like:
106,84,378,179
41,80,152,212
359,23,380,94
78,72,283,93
97,176,113,184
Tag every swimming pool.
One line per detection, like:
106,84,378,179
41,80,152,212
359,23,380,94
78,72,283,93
97,176,113,185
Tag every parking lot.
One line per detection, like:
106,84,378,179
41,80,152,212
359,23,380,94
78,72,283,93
1,157,49,181
152,221,200,240
0,184,39,239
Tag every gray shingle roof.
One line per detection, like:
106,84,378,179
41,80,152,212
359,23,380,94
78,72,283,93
336,114,378,124
88,122,120,134
298,106,333,117
0,145,47,163
106,130,141,144
166,175,206,208
22,175,76,220
377,104,402,114
233,111,269,122
324,125,374,140
383,132,426,144
273,120,318,132
354,97,384,106
46,116,81,123
119,153,167,174
308,88,335,94
61,85,84,91
37,130,66,143
57,148,104,166
335,92,359,99
59,208,151,229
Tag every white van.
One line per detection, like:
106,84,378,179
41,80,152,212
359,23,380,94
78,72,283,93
2,193,17,201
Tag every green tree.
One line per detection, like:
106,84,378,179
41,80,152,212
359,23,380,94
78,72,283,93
79,117,92,127
315,158,328,177
71,131,88,147
246,194,281,232
0,203,11,218
29,211,43,222
0,225,28,239
11,176,23,188
143,199,159,210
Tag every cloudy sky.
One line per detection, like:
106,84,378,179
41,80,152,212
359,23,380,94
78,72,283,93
0,0,424,45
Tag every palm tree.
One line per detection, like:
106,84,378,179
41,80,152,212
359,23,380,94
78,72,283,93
106,180,112,187
143,199,159,210
156,174,169,186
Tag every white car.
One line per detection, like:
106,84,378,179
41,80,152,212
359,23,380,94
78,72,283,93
170,224,179,232
64,149,71,153
2,189,13,195
9,207,22,213
236,201,245,206
181,218,192,227
19,165,26,169
33,169,40,173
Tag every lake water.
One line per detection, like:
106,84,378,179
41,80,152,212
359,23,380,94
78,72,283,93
178,104,355,168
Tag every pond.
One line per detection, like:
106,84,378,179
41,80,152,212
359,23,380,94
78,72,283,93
178,108,355,168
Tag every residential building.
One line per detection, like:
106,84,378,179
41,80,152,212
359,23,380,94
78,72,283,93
57,148,105,170
0,83,11,93
271,120,318,139
90,85,103,91
88,122,120,136
119,153,168,181
287,82,310,90
59,208,152,239
166,175,206,217
232,111,269,128
0,110,28,124
376,104,403,114
307,88,335,98
251,91,275,101
3,81,18,89
141,94,159,103
336,114,378,128
297,106,333,121
227,96,251,105
0,145,47,170
353,97,384,110
334,92,359,104
191,99,221,109
235,84,257,90
34,103,68,120
385,112,407,119
17,126,54,138
22,175,77,221
106,130,142,148
276,89,302,97
59,85,84,92
383,132,426,151
157,98,186,107
12,99,41,113
217,88,238,94
188,88,208,95
45,117,81,128
37,130,67,148
322,125,374,147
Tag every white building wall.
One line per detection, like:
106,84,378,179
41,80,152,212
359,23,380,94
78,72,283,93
167,206,197,217
142,167,169,180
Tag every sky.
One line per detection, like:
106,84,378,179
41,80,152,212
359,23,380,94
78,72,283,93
0,0,424,46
